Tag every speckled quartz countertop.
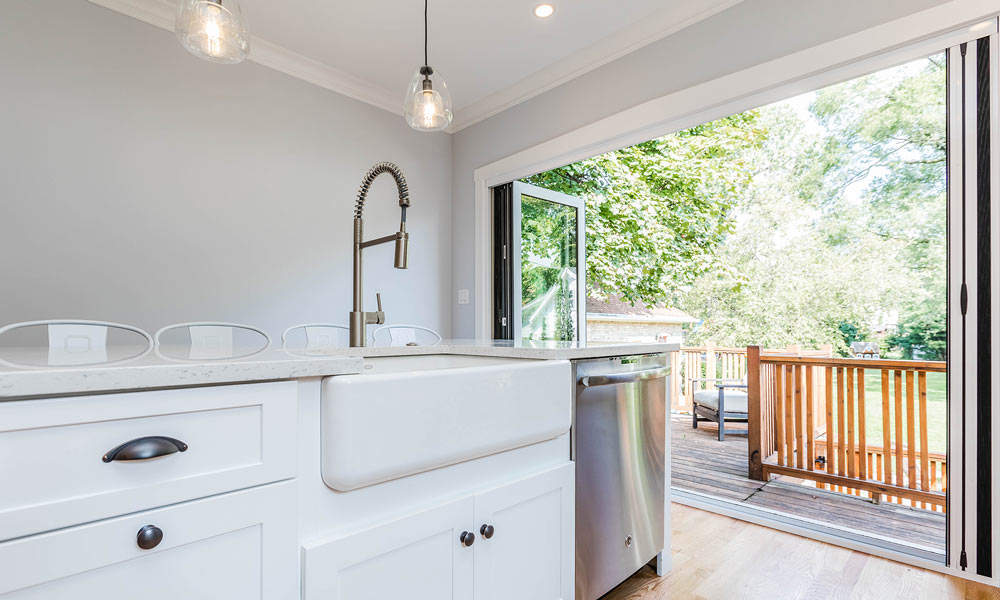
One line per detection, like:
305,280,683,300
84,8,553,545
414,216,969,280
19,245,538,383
0,339,677,399
307,339,679,360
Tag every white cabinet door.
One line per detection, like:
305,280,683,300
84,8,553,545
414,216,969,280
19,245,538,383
0,481,297,599
473,463,575,600
303,495,475,600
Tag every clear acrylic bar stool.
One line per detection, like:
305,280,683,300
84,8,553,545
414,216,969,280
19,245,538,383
370,324,442,347
154,322,271,361
0,320,153,367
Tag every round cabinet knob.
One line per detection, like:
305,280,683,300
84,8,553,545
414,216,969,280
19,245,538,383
459,531,475,547
136,525,163,550
480,524,495,539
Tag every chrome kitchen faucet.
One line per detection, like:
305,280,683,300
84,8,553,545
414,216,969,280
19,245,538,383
350,162,410,347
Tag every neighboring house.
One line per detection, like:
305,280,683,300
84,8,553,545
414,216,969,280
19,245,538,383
586,296,698,343
850,341,881,359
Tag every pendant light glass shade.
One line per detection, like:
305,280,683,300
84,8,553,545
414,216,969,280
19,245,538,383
404,68,453,132
175,0,250,64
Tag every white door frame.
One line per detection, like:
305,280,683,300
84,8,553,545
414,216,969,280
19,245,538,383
510,181,587,343
472,3,1000,342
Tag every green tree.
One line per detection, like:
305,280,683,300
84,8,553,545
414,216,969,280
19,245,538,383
682,55,946,355
811,55,947,357
677,117,904,354
524,55,945,354
524,112,766,307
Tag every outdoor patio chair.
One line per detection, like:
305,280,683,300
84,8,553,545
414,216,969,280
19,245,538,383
690,377,749,441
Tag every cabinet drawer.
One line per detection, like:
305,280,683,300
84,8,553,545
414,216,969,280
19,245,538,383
0,481,297,599
0,381,297,541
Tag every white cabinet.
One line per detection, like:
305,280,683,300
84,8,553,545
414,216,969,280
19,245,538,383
303,496,475,600
474,463,574,600
303,463,574,600
0,481,297,599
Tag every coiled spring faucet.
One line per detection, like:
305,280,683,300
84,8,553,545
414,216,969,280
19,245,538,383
350,162,410,347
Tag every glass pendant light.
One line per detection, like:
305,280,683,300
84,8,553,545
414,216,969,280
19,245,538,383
404,0,453,131
175,0,250,64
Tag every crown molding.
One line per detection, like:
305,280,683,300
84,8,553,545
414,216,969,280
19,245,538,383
89,0,743,132
87,0,402,116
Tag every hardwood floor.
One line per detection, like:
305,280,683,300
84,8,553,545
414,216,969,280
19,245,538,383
670,415,946,554
602,504,999,600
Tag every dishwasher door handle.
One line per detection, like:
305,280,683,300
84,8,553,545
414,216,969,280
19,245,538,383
579,366,669,387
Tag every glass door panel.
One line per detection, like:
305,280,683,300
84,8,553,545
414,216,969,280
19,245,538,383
512,181,586,342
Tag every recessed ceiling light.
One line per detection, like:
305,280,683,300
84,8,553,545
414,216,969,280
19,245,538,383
534,4,554,18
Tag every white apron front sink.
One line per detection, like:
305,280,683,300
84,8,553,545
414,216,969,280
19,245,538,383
321,355,571,491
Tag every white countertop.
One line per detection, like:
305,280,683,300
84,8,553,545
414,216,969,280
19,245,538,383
0,339,677,399
289,339,678,360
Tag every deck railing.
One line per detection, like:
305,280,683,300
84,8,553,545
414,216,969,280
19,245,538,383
746,346,947,511
671,344,831,412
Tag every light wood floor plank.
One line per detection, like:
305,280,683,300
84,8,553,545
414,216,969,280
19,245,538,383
601,504,997,600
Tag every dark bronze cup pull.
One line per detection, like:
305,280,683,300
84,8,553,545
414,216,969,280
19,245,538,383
136,525,163,550
102,436,188,463
480,524,495,539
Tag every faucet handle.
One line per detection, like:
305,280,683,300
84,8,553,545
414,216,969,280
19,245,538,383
373,292,385,325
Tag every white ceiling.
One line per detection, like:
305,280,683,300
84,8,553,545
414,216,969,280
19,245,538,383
90,0,743,131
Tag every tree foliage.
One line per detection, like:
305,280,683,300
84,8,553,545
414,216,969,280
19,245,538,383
525,55,946,357
682,55,946,356
524,113,766,307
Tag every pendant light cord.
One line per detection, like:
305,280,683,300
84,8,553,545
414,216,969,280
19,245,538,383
424,0,429,67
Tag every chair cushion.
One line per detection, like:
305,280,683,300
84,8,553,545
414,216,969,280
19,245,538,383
693,389,749,414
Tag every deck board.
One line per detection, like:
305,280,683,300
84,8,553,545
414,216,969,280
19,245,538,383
670,414,946,555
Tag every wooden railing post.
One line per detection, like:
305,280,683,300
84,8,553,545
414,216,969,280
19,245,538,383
670,351,682,411
747,345,765,480
685,350,695,408
705,343,716,390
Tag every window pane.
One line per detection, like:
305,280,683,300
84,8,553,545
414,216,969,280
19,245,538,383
520,195,578,341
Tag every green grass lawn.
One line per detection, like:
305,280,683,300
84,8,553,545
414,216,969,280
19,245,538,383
824,370,947,454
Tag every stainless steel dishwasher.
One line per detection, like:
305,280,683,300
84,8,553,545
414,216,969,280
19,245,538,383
573,354,669,600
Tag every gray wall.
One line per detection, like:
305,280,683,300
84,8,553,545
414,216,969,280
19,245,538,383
0,0,452,340
0,0,954,342
449,0,948,337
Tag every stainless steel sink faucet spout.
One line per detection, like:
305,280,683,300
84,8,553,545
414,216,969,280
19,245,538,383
350,162,410,347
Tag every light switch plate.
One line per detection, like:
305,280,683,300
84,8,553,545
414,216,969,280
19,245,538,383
457,289,470,305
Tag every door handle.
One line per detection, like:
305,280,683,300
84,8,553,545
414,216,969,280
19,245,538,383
102,436,188,462
579,367,669,387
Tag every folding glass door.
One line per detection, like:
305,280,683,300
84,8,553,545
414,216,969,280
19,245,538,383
492,181,586,342
946,32,999,579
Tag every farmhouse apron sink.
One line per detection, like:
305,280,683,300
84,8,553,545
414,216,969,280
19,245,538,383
320,355,571,491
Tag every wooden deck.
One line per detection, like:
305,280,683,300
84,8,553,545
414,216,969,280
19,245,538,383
670,414,947,555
